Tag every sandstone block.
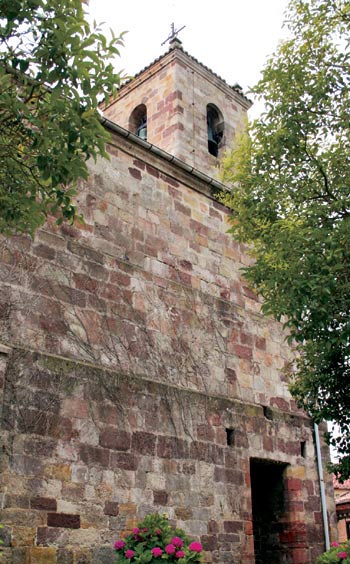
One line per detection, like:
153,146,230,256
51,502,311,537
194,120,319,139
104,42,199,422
99,429,131,451
29,547,57,564
31,497,57,511
131,431,156,456
47,513,80,529
103,501,119,516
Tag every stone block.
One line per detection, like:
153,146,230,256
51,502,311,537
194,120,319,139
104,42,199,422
131,431,156,455
1,509,45,528
23,437,56,458
157,436,189,459
119,503,137,516
223,521,243,533
207,413,221,426
47,513,81,529
214,467,243,485
71,547,92,563
201,535,218,551
286,478,303,492
110,452,137,471
31,497,57,511
218,533,240,543
207,520,219,533
92,546,116,564
29,547,57,564
190,442,224,465
233,344,252,360
128,167,142,180
11,526,36,547
36,526,69,546
61,483,85,502
103,501,119,516
286,465,306,479
79,445,110,468
175,507,192,520
153,490,168,505
99,428,130,451
57,548,74,564
196,424,215,441
44,463,71,482
291,548,309,564
179,462,196,475
12,547,29,564
132,159,145,170
5,495,30,509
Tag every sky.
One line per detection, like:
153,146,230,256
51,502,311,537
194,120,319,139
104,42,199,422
87,0,291,118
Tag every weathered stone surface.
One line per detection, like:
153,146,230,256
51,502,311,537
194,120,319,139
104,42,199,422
56,548,74,564
36,527,69,547
47,513,81,529
92,546,115,564
30,547,57,564
31,497,57,511
99,429,130,451
0,42,336,564
153,490,168,505
103,501,119,516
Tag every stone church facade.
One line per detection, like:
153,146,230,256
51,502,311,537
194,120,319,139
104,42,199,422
0,39,336,563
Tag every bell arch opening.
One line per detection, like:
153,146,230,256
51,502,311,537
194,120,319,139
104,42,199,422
129,104,147,140
207,103,224,157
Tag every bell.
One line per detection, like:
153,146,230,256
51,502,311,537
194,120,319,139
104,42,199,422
207,111,219,157
136,119,147,141
208,125,218,157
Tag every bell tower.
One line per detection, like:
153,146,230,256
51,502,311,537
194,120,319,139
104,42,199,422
103,38,252,178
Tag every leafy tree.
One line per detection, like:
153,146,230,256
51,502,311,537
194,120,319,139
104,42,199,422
0,0,124,234
219,0,350,478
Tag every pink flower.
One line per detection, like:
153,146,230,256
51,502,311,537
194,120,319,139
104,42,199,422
189,542,203,553
151,547,163,557
171,537,184,548
155,528,162,535
331,541,339,547
165,544,176,555
337,552,348,560
125,549,135,559
114,540,125,550
132,528,140,534
176,550,185,558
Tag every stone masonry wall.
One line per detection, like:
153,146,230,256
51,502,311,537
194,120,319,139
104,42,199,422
0,128,337,563
0,349,331,564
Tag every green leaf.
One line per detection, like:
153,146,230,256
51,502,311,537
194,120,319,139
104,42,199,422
0,0,127,236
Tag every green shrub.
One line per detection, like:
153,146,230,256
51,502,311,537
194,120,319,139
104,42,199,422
316,542,350,563
113,514,203,564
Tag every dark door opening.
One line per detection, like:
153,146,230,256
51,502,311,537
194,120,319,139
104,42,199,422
250,459,289,564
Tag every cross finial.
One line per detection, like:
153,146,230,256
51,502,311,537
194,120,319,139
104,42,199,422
161,22,186,46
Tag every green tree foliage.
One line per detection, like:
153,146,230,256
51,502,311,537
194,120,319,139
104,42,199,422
219,0,350,478
0,0,124,234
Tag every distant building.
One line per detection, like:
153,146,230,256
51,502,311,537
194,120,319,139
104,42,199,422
333,476,350,542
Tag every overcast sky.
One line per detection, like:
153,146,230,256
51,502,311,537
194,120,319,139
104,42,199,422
87,0,291,118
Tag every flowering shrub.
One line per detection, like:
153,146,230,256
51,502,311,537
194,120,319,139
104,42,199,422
114,514,203,564
315,542,350,563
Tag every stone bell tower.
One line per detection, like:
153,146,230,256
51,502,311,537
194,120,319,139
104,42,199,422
103,37,252,178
